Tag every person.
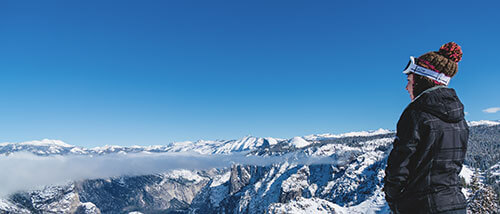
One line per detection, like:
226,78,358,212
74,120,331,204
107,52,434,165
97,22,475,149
384,42,468,214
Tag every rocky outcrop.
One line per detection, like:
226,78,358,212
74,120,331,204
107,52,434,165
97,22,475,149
279,166,310,203
8,184,100,214
74,202,101,214
75,171,212,213
3,170,218,214
229,165,256,195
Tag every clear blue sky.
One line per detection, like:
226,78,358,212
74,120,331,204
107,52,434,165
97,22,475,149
1,1,499,147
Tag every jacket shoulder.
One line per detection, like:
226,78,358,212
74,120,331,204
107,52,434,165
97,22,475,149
397,106,430,141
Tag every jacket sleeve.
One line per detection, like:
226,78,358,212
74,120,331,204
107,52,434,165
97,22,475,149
384,109,421,203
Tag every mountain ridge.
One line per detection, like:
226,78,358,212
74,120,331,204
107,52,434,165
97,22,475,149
1,120,498,213
2,120,497,157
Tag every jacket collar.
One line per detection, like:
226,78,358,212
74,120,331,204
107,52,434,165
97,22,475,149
411,85,447,104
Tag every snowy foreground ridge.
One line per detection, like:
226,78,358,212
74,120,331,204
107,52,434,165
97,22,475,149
0,120,499,213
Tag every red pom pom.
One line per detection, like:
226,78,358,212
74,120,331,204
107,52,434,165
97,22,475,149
438,42,463,63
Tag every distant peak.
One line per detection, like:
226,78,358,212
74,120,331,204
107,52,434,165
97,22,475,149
91,145,124,151
0,139,73,147
467,120,500,127
304,128,393,141
289,136,311,148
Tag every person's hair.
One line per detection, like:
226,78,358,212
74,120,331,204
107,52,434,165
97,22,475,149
407,42,463,98
412,74,439,98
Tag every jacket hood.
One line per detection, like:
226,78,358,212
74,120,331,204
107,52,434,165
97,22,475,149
411,87,465,123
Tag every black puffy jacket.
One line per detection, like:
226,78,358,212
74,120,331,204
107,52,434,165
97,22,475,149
384,86,468,213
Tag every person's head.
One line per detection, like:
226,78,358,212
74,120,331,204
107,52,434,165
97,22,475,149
404,42,463,100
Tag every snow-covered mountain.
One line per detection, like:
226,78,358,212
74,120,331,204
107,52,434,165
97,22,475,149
0,136,286,156
1,121,499,213
467,120,500,127
1,120,496,157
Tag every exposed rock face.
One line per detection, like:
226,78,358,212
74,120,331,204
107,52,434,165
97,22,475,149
229,165,256,195
8,184,100,214
187,136,396,213
279,166,310,203
2,170,220,214
74,170,215,213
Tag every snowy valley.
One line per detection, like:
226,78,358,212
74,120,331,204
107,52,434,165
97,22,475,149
0,121,499,214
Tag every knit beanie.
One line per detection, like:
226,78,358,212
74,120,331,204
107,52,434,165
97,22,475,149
416,42,463,79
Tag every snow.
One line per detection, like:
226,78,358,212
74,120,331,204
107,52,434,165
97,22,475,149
344,187,391,214
219,136,262,153
0,198,30,213
3,121,496,157
210,171,231,187
281,166,309,193
209,174,230,207
144,145,168,151
48,146,61,153
289,137,311,148
81,202,95,209
467,120,500,127
263,162,292,195
91,145,123,152
168,141,195,151
268,197,340,213
490,162,500,177
304,128,393,141
459,165,474,184
307,137,392,159
4,124,496,214
273,186,389,214
265,137,279,146
1,128,394,156
0,199,11,210
359,138,394,152
77,202,100,213
237,136,259,150
0,139,73,147
69,147,86,154
164,170,205,183
487,162,500,188
167,140,222,154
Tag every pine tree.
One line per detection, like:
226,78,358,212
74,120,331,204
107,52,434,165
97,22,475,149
467,172,499,213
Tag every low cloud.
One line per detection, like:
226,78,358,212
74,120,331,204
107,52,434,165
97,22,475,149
0,152,336,197
483,107,500,114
